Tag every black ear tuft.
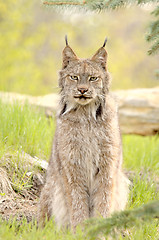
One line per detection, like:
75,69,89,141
102,38,107,48
65,35,68,46
91,37,108,70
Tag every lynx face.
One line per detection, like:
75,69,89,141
61,60,106,106
59,44,110,108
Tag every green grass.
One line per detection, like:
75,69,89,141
0,99,55,160
0,219,85,240
0,100,158,239
123,135,159,175
0,99,55,194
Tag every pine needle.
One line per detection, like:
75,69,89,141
85,201,159,239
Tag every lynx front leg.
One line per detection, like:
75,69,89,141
91,105,125,218
92,145,120,218
61,163,90,230
38,179,54,226
92,147,122,218
92,168,114,218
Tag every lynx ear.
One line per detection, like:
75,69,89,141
91,38,108,70
62,46,78,69
62,36,78,69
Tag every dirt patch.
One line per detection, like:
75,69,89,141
0,169,44,222
0,196,38,222
0,152,47,222
0,170,43,223
0,167,45,223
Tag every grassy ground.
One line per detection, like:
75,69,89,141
0,100,55,160
0,100,158,239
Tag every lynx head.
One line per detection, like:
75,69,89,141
59,37,111,116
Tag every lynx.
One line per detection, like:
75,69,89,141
38,37,129,230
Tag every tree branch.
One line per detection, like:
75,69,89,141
43,1,86,6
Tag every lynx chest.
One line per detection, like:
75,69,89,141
57,114,108,188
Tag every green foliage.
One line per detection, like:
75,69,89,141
0,1,158,95
11,168,33,193
129,176,158,209
0,0,59,95
0,100,55,194
43,0,159,55
0,218,85,240
146,6,159,55
86,201,159,239
0,202,158,239
123,135,159,174
0,100,55,159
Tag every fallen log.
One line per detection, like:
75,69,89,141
0,87,159,135
0,91,59,116
113,87,159,135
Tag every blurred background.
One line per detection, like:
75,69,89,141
0,0,158,96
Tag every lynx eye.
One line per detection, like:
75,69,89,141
70,75,79,81
89,76,98,82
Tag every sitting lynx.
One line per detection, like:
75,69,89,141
38,37,129,230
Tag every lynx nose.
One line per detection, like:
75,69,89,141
78,87,88,94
